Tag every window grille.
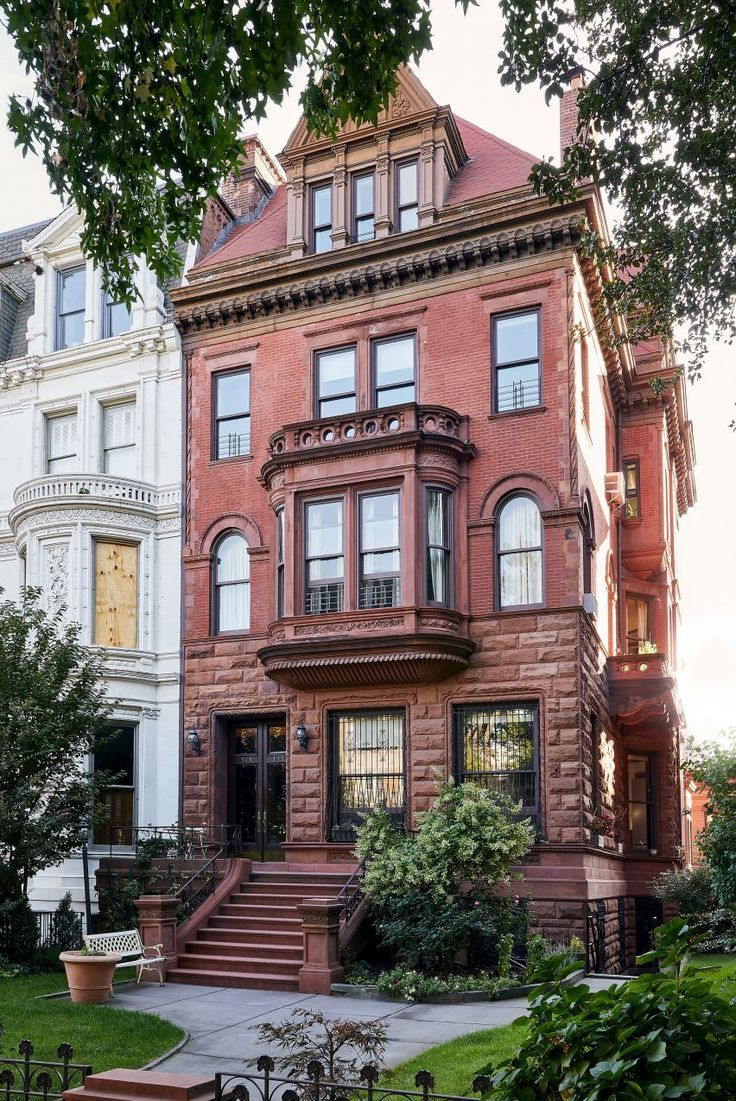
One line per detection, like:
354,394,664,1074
454,702,540,829
328,710,406,841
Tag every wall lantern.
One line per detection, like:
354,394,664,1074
187,728,202,756
294,723,309,751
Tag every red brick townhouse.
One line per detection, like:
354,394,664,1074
169,68,696,985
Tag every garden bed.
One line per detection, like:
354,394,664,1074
333,968,585,1003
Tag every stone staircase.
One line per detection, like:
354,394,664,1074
167,864,351,990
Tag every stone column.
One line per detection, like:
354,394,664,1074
297,897,344,995
331,146,349,249
375,142,391,238
134,895,179,980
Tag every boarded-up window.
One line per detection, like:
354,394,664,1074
94,541,138,648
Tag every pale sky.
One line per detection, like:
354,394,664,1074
1,1,734,740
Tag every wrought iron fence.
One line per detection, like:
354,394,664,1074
0,911,95,957
215,1058,493,1101
0,1041,91,1101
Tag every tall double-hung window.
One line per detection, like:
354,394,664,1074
493,310,541,412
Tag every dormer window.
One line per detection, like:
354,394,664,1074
312,182,333,254
353,172,375,243
102,291,132,339
396,161,419,232
55,266,86,350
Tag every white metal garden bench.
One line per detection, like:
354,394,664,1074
83,929,167,993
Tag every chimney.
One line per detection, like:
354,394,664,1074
219,136,284,218
559,70,585,162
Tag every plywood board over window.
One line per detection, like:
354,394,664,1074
94,541,138,648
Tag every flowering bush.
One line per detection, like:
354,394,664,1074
376,965,506,1001
356,780,535,972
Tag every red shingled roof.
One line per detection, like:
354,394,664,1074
196,116,538,270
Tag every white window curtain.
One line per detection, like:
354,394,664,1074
498,496,543,607
103,401,136,475
216,533,250,632
46,412,78,474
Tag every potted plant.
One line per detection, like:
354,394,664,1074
59,944,122,1003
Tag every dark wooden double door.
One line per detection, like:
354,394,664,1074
229,717,286,860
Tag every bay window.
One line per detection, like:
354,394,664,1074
624,460,640,519
426,488,451,605
626,595,652,654
497,495,543,609
359,491,401,609
305,499,344,614
94,540,138,648
276,507,285,618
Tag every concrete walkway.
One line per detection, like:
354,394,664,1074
110,976,624,1078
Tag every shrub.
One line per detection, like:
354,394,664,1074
356,780,535,972
483,919,736,1099
255,1008,387,1080
0,896,37,964
650,864,714,916
50,892,83,950
691,906,736,953
376,965,506,1001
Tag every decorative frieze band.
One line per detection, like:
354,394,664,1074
175,215,582,336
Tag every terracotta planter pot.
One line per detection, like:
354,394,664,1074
59,950,122,1003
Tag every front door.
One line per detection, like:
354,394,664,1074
229,718,287,860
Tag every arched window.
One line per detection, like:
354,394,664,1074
497,496,543,608
214,533,250,633
582,501,595,595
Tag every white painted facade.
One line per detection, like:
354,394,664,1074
0,208,184,913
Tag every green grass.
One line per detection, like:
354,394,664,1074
0,971,184,1072
384,1022,528,1097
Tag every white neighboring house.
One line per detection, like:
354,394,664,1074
0,207,185,915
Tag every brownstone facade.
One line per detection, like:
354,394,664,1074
173,70,696,968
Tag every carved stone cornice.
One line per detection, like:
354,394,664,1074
174,214,583,337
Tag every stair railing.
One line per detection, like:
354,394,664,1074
336,858,365,927
174,825,243,925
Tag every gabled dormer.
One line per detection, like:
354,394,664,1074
279,67,468,258
23,207,166,358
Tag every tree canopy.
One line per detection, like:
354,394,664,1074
0,588,113,899
2,0,463,301
2,0,733,375
685,731,736,912
498,0,736,376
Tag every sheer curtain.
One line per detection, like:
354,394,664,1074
216,533,250,631
498,496,543,607
427,489,449,603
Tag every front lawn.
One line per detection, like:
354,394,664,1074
0,972,184,1072
384,1022,528,1097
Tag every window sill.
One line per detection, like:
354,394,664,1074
621,516,643,526
208,454,253,466
488,405,546,421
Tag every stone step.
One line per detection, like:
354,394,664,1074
198,925,302,946
237,886,345,901
190,937,303,959
219,902,301,919
168,967,298,991
207,913,302,931
180,951,301,976
65,1070,215,1101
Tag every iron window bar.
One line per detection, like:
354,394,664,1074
495,375,541,413
328,710,406,842
216,429,250,459
454,703,541,831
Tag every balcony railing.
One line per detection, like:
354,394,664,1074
268,403,467,459
12,474,179,511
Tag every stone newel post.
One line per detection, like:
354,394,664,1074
134,895,179,979
297,897,345,995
